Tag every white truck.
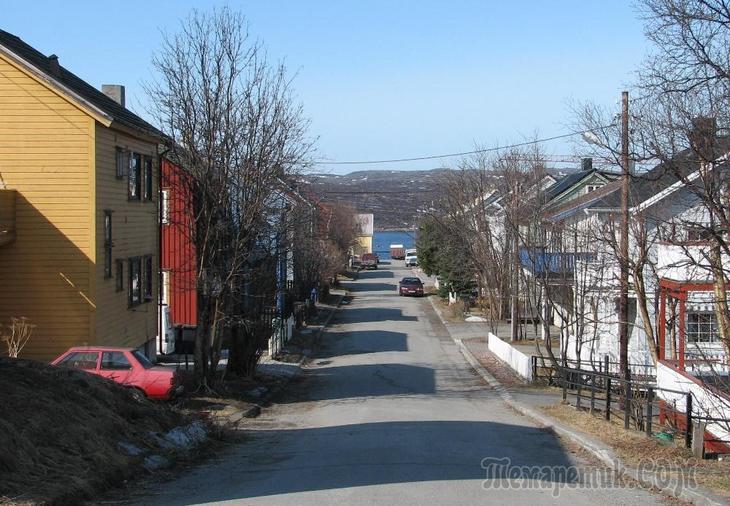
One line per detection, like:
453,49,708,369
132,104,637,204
404,249,418,267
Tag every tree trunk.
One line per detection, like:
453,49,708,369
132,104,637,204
634,265,659,363
710,242,730,358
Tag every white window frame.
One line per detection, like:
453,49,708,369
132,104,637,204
161,189,170,224
686,311,719,343
161,270,170,305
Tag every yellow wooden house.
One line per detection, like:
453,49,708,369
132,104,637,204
0,30,161,360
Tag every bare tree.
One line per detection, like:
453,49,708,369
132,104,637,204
147,8,313,386
1,317,35,358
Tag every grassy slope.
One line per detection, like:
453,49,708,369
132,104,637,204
0,358,187,504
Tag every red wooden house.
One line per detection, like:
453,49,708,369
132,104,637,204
159,157,197,353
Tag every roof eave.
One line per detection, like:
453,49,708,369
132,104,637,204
110,119,162,144
0,44,113,127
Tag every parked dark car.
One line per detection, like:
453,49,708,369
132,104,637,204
398,277,424,296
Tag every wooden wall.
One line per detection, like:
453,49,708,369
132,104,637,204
94,124,158,349
0,54,94,360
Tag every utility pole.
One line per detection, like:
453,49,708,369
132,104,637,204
511,223,519,342
619,91,630,381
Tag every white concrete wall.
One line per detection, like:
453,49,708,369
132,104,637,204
487,332,533,380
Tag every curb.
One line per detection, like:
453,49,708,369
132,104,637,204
293,291,346,370
430,296,725,505
225,404,262,425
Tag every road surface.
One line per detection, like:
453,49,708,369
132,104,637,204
134,263,666,505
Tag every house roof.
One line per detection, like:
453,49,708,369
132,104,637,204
545,140,730,222
0,29,162,139
543,168,619,202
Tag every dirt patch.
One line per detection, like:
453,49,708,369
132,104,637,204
541,403,730,497
435,298,466,323
0,357,191,504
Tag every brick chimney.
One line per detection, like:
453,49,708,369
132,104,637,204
102,84,125,108
48,54,60,76
688,116,717,161
581,157,593,172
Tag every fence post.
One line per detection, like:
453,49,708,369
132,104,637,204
624,379,632,430
646,387,654,437
531,356,537,381
605,377,611,421
576,372,582,409
590,372,596,414
692,420,706,459
685,393,693,449
604,355,610,376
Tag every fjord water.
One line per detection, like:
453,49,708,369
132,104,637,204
373,230,416,257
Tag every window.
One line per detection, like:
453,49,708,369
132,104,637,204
132,350,154,369
115,259,124,292
586,185,602,193
101,351,132,370
687,312,719,343
686,226,712,242
115,147,127,179
143,156,153,201
129,152,141,200
59,351,99,370
128,257,142,306
103,211,112,279
161,189,170,224
161,270,170,305
144,255,153,301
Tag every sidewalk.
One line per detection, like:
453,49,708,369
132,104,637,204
259,288,346,376
429,291,726,505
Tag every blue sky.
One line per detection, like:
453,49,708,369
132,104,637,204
2,1,648,173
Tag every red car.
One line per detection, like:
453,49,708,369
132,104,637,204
399,277,424,296
51,346,182,400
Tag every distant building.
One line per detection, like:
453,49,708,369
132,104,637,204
354,213,374,254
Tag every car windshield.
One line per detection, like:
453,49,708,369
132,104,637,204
132,350,154,369
401,278,422,285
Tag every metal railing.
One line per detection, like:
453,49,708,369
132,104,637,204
542,361,730,457
531,355,657,383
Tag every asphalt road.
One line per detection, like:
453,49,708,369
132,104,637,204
135,263,666,505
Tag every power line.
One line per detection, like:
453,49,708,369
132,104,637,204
313,127,613,166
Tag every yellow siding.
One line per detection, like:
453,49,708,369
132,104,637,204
354,236,373,254
94,125,158,349
0,55,93,360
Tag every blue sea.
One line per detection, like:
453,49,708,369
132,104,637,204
373,230,416,256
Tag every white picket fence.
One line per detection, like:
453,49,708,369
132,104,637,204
268,315,295,357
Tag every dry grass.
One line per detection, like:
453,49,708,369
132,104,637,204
0,357,188,504
438,299,467,322
542,403,730,497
